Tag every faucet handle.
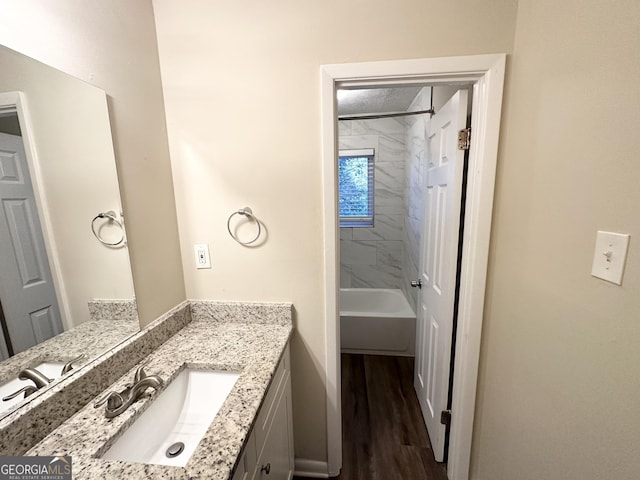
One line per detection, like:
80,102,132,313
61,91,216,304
2,385,38,401
133,365,149,383
94,391,125,410
61,354,86,375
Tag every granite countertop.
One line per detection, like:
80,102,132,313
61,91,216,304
28,311,293,479
0,318,140,386
0,318,140,415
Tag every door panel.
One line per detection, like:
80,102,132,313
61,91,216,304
414,90,468,462
0,132,62,355
30,306,58,343
4,199,48,287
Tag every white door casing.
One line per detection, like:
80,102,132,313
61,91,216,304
321,55,506,480
414,90,468,461
0,131,62,356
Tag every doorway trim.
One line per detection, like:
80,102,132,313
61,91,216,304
321,54,506,479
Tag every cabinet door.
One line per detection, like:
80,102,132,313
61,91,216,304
254,382,294,480
232,449,248,480
234,431,257,480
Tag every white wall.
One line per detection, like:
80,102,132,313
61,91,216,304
471,1,640,478
339,119,406,290
0,0,185,327
153,0,518,465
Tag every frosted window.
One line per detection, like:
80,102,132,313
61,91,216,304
338,149,374,227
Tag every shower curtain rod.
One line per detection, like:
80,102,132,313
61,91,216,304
337,108,434,121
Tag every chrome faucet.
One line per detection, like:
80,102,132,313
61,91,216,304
94,365,164,418
19,367,52,388
2,367,53,402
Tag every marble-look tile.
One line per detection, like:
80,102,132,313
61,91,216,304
375,187,404,208
377,134,405,163
353,214,403,241
340,264,352,288
376,179,405,206
405,216,421,258
340,240,377,265
339,96,434,299
340,228,353,240
351,117,406,135
376,204,405,215
338,120,352,136
402,87,431,308
406,87,432,127
403,280,419,313
350,264,403,289
339,134,378,152
376,161,405,193
377,241,403,268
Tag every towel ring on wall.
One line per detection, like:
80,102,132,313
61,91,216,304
91,210,125,247
227,207,262,246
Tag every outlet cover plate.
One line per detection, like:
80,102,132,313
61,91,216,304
194,243,211,269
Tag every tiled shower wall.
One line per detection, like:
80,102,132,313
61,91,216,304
339,118,407,289
402,87,432,311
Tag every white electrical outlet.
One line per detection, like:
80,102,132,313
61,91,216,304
591,231,630,285
194,243,211,269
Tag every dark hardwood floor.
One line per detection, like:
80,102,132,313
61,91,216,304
295,354,447,480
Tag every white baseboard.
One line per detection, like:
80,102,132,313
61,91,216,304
294,458,330,478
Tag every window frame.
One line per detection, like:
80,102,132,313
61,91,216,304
338,148,375,227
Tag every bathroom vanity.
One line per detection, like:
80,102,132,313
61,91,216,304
24,301,294,480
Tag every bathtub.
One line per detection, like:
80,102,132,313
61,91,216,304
340,288,416,356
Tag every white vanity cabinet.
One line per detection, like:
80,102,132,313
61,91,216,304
232,344,294,480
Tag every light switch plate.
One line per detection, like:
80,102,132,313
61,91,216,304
591,231,630,285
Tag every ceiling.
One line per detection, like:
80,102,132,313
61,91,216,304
337,86,423,116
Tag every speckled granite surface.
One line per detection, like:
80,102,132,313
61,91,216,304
0,318,139,417
190,300,293,326
0,302,191,455
28,303,293,480
88,299,139,322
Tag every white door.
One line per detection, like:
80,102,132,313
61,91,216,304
0,132,62,357
414,90,468,462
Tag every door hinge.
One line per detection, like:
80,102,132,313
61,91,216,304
440,409,452,426
458,128,471,150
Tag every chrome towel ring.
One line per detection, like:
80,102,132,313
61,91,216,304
91,210,125,247
227,207,262,245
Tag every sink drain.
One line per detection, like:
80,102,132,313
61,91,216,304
166,441,185,458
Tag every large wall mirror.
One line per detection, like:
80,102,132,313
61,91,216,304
0,44,139,418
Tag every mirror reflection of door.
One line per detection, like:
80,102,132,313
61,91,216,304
0,111,62,360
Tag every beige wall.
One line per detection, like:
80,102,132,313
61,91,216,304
0,45,134,327
153,0,517,463
0,1,185,327
472,1,640,479
4,2,633,478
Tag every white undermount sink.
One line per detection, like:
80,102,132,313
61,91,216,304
101,369,240,467
0,361,66,413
